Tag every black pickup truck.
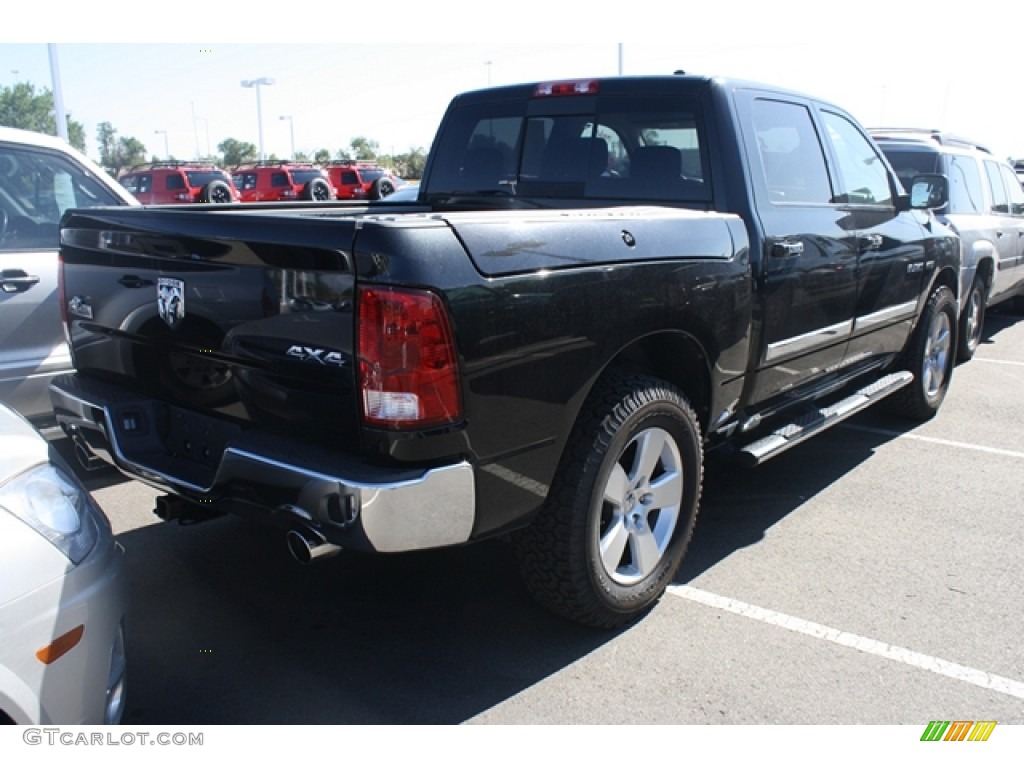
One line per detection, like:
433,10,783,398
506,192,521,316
50,75,959,628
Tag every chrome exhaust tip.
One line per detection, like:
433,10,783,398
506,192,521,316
72,436,105,471
286,526,342,564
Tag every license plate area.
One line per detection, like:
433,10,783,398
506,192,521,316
110,400,240,488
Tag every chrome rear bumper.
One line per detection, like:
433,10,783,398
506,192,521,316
49,374,476,553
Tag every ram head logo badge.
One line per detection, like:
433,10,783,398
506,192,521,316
157,277,186,328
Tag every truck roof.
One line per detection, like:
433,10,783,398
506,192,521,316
449,74,833,109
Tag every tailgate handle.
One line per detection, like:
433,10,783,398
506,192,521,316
118,274,153,288
0,269,40,293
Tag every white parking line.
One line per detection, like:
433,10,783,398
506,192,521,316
841,424,1024,460
668,584,1024,701
972,357,1024,366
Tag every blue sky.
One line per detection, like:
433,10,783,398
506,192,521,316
3,1,1020,163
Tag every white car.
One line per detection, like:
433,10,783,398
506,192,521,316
0,402,127,724
0,126,138,427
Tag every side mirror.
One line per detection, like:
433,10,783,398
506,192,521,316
909,173,948,210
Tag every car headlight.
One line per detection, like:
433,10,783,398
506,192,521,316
0,462,103,564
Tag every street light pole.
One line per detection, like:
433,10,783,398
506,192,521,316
191,102,201,160
47,45,68,142
154,129,169,160
198,118,211,159
280,115,295,160
241,77,276,163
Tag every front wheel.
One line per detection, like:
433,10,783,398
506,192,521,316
890,284,957,420
513,373,703,628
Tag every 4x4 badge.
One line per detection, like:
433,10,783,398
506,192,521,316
157,277,185,328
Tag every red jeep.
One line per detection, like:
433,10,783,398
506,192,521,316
118,162,239,204
325,161,399,200
231,163,334,202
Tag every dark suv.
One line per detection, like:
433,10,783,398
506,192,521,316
231,163,333,202
325,161,399,200
872,129,1024,360
118,162,238,204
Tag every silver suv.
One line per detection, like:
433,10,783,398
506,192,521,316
871,129,1024,360
0,127,138,426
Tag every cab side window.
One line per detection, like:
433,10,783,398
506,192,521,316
984,160,1009,214
0,144,122,251
947,155,985,215
820,111,892,206
750,99,832,205
998,164,1024,215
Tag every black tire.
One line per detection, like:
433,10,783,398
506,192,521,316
512,373,703,628
200,180,232,204
890,284,957,420
957,275,986,362
304,178,331,201
370,177,395,200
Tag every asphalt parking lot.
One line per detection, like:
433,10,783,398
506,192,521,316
57,306,1024,726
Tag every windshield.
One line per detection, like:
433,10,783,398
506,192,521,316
427,94,710,205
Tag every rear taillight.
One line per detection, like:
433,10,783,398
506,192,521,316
358,285,461,429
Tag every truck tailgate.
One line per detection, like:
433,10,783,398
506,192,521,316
59,207,361,448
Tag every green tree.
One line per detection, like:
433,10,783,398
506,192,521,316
67,121,85,153
117,137,147,170
334,148,353,162
314,148,331,164
396,147,428,180
0,82,86,152
97,121,117,167
96,122,147,175
350,136,378,161
218,137,257,168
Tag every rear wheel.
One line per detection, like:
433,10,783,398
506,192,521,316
513,373,702,628
890,284,956,420
957,275,985,362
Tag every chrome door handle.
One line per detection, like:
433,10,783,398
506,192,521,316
0,270,40,293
